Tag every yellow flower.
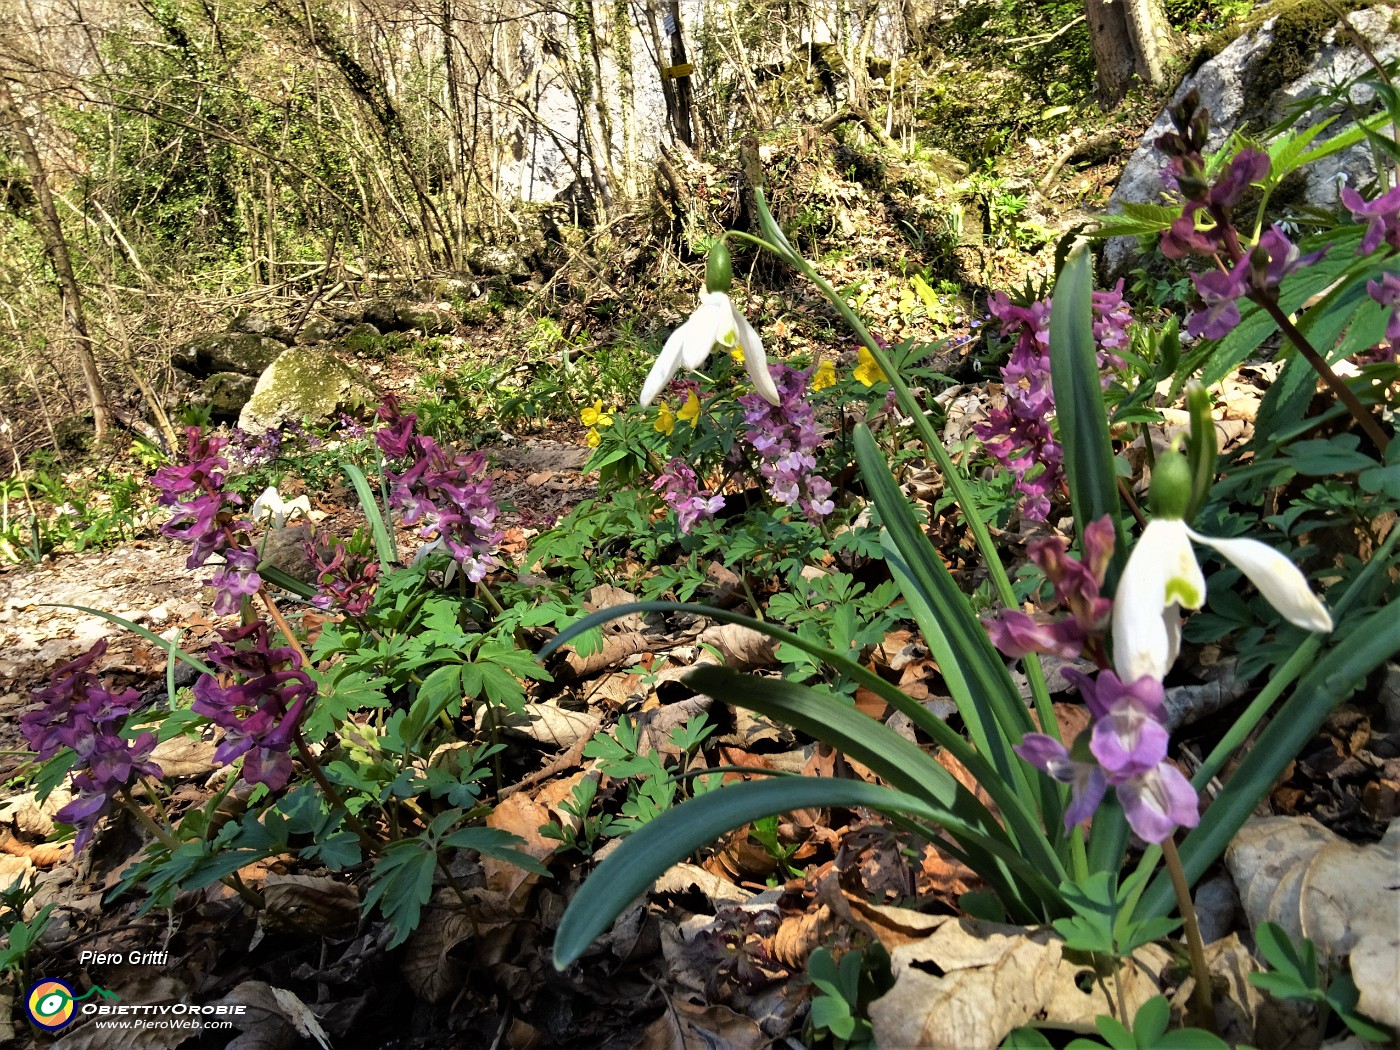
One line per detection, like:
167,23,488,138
586,427,602,448
811,359,836,392
854,346,887,387
654,402,676,435
677,391,702,427
730,345,746,364
580,400,613,428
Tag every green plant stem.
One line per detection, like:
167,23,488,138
1254,295,1390,455
118,788,265,908
726,223,1057,741
257,587,380,855
1162,835,1215,1032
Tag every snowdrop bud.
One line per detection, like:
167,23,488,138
705,241,733,294
1149,451,1193,520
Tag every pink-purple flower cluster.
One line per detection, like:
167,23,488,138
152,427,260,614
1186,225,1324,340
374,398,502,583
983,517,1199,843
653,459,725,534
985,516,1115,663
1015,670,1199,844
192,622,315,791
1340,186,1400,350
21,641,162,851
1154,94,1325,341
973,289,1129,521
737,364,835,520
305,532,380,618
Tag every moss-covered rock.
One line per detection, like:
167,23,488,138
197,371,257,421
237,349,376,434
171,332,288,378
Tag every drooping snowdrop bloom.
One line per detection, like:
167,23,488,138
640,241,780,407
1113,453,1332,682
249,485,311,528
641,290,780,407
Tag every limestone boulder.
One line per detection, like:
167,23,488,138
237,348,376,434
172,332,288,379
196,371,258,421
360,298,457,335
1104,2,1400,277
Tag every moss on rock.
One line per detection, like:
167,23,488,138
237,348,375,434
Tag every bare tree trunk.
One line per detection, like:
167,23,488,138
1085,0,1175,108
0,75,113,442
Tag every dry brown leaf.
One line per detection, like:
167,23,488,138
0,786,72,838
53,976,197,1050
216,981,331,1050
495,702,600,750
260,874,359,935
630,997,767,1050
559,630,652,679
869,917,1173,1047
482,793,557,904
149,736,218,778
1227,815,1400,1030
401,901,473,1002
696,622,778,670
869,918,1063,1049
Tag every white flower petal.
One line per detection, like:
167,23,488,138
250,486,285,527
1187,528,1333,632
640,329,687,406
1113,519,1200,681
734,310,780,405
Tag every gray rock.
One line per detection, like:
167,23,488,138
237,348,376,434
171,332,288,378
229,310,295,344
1104,3,1400,277
465,243,530,278
360,298,457,335
197,371,257,420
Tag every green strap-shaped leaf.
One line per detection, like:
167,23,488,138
1048,245,1124,585
852,426,1036,781
552,775,1063,968
686,665,1066,917
46,603,213,675
549,597,1051,843
341,461,397,570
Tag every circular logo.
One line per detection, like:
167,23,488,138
26,979,77,1031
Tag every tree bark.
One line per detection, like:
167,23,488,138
1084,0,1175,108
0,75,113,442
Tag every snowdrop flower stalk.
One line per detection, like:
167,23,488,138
1113,450,1333,684
639,242,781,408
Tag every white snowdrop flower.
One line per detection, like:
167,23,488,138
640,290,780,407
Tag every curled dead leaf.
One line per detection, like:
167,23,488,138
261,874,359,935
1227,816,1400,1030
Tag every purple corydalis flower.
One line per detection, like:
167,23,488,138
738,364,835,521
974,291,1127,521
1015,734,1107,830
374,399,502,583
306,533,380,618
152,427,261,611
21,641,163,851
1065,668,1169,778
653,459,724,534
1116,761,1200,843
1186,226,1326,340
192,622,315,791
1341,184,1400,256
985,515,1115,662
1367,272,1400,343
